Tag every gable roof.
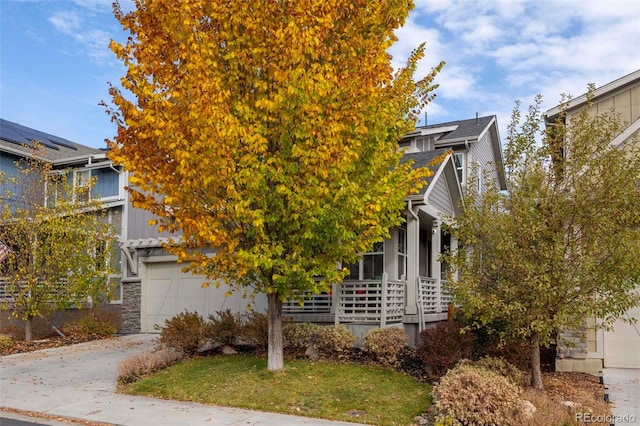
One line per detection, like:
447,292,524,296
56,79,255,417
0,118,102,164
399,149,454,196
406,115,496,144
545,69,640,121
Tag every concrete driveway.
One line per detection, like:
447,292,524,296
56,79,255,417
0,334,365,426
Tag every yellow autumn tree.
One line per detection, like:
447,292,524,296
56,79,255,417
0,149,118,341
106,0,443,370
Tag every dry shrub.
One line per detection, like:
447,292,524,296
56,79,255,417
118,349,184,384
417,321,474,378
362,327,407,367
207,309,244,347
283,322,321,356
156,311,208,357
516,388,611,426
459,356,528,387
314,325,356,361
433,362,523,426
241,311,269,351
63,310,118,339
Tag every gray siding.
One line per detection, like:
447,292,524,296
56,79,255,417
470,131,499,191
429,173,454,216
127,204,172,240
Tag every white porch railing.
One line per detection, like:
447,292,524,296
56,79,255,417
335,274,405,326
282,273,405,327
417,276,451,314
282,292,332,314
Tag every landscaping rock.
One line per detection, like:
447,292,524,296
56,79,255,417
221,345,238,355
519,400,536,419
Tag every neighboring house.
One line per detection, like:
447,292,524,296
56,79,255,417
545,69,640,371
1,115,506,345
0,118,125,302
282,115,506,344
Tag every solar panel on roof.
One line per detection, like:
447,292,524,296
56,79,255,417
0,124,31,145
0,119,59,150
47,136,77,150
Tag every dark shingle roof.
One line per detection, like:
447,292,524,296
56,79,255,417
0,119,101,163
416,115,495,142
400,149,449,195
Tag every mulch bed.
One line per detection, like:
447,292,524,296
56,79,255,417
0,334,112,356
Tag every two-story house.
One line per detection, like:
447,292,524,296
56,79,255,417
1,114,506,345
0,118,126,325
545,69,640,371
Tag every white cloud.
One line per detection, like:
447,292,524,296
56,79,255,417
48,10,82,35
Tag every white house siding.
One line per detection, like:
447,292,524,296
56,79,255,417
470,131,499,190
428,172,454,216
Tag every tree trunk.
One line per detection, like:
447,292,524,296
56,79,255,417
267,292,284,371
530,332,543,389
25,317,33,341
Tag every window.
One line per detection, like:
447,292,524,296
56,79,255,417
453,152,465,185
90,167,120,200
345,241,384,280
416,136,434,152
47,166,121,205
397,228,407,280
475,160,483,194
74,170,91,203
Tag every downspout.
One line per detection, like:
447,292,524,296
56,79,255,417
407,199,424,332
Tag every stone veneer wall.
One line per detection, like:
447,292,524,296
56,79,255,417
121,280,141,334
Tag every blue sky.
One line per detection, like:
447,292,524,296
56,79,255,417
1,0,639,149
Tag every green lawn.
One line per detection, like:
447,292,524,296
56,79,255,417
121,355,431,425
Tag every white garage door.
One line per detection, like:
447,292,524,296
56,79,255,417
604,302,640,368
142,262,264,333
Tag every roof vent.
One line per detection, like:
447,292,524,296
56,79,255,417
476,112,479,124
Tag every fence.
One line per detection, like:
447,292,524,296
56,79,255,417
282,274,406,327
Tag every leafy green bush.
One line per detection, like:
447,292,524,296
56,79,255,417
283,322,321,357
156,311,208,357
241,311,269,351
63,310,118,338
417,321,474,378
118,348,184,384
362,326,407,367
207,309,244,347
433,362,523,426
0,335,13,350
314,325,356,361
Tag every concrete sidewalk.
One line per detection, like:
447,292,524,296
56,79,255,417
0,334,367,426
603,368,640,425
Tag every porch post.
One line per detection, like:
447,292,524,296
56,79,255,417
381,273,388,327
431,219,442,312
332,283,339,326
405,207,420,315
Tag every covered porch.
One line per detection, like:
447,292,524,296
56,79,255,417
283,152,462,339
283,207,455,333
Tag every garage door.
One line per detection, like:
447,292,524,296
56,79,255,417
603,301,640,368
142,262,264,333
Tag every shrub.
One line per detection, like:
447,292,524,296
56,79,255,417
241,311,269,351
283,322,321,357
118,348,184,384
474,356,528,387
417,321,474,378
314,325,356,361
432,362,523,426
156,310,208,357
0,335,13,350
362,327,407,367
63,310,118,339
207,309,244,347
